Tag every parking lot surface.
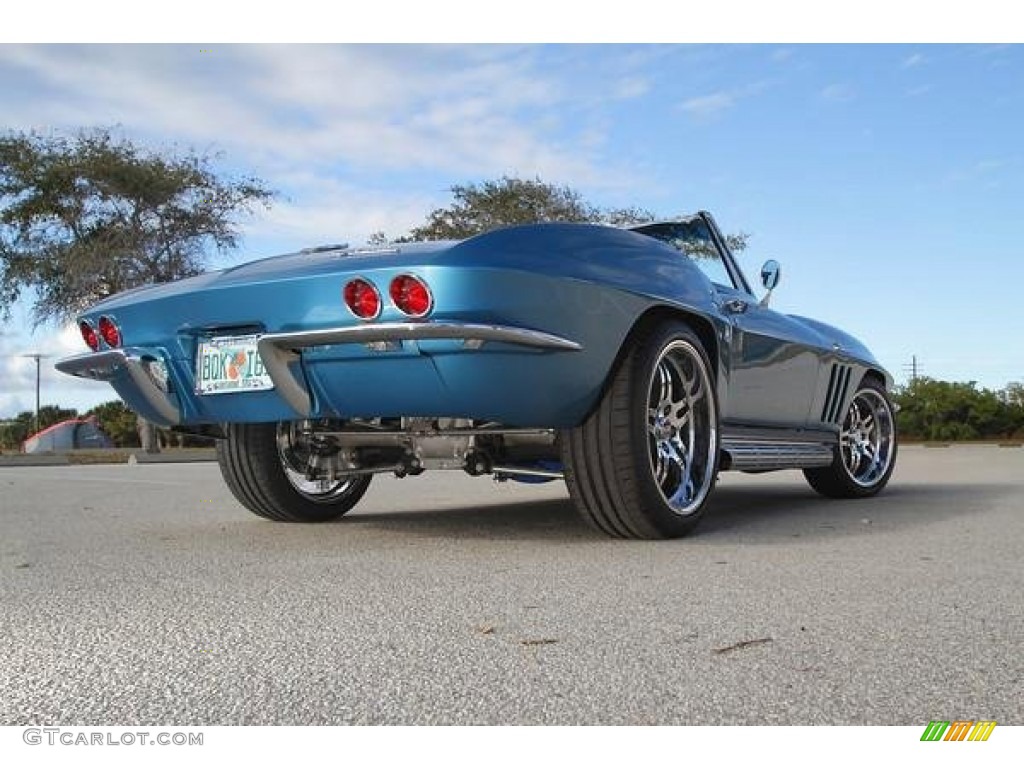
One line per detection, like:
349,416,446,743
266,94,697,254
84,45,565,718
1,445,1021,725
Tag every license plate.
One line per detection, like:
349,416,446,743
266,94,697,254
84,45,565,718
196,334,274,395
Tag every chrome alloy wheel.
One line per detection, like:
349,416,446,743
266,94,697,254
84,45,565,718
645,340,718,515
275,422,361,502
839,388,896,487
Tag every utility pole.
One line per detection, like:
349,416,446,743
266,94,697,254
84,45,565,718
19,353,51,435
903,355,923,384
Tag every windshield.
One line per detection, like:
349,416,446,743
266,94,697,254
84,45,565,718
631,218,737,290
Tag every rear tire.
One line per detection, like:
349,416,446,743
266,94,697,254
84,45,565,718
217,422,371,521
561,321,719,539
804,377,897,498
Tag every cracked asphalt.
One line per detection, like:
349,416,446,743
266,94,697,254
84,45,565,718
1,445,1021,725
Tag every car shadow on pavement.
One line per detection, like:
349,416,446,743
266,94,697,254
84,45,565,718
344,498,599,542
337,480,1017,544
695,480,1018,543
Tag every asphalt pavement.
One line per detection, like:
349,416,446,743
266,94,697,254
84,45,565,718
1,445,1021,725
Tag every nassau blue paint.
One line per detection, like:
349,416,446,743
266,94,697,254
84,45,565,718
66,220,890,430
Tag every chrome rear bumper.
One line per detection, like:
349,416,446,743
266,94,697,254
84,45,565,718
55,348,180,425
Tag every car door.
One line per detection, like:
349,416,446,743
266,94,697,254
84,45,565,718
715,284,825,428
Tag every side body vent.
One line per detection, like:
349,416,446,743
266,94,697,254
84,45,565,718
821,363,853,424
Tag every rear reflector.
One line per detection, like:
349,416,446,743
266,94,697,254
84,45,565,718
390,274,432,317
343,278,381,320
144,358,170,392
98,316,122,348
79,320,100,351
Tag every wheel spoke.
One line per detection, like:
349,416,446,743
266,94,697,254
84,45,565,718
658,364,671,407
654,442,671,485
665,436,688,468
669,474,696,507
685,369,703,402
647,407,660,434
847,444,859,474
671,401,691,430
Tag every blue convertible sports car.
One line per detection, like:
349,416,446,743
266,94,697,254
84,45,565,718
57,212,897,539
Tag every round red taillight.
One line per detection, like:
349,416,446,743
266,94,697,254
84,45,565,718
343,278,381,320
98,316,121,348
79,320,100,352
389,274,432,317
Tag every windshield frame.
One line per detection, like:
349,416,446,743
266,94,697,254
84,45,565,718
630,212,754,296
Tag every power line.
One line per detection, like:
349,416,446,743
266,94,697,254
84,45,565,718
903,355,923,383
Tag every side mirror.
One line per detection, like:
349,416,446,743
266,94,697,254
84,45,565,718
759,259,781,307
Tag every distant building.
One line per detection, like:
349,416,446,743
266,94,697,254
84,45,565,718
22,417,114,453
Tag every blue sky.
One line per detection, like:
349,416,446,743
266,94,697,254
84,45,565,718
1,43,1023,417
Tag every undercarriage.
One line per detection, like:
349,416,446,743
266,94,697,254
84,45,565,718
275,418,564,488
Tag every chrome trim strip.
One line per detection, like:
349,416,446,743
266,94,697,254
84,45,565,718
492,465,565,480
259,322,583,352
721,439,834,471
55,349,180,425
319,427,554,439
257,322,583,416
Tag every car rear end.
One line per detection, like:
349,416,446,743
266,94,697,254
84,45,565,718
57,238,649,430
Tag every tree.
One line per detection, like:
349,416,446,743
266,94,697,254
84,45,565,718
1,411,35,450
1,127,274,452
999,382,1024,437
1002,382,1024,410
86,400,141,448
0,405,78,450
0,127,274,324
403,177,652,241
894,377,1021,441
373,176,752,251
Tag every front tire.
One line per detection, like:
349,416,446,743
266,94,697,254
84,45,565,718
217,422,371,521
804,377,897,498
561,321,720,539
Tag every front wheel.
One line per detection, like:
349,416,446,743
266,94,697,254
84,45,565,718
216,422,372,521
561,321,720,539
804,377,898,498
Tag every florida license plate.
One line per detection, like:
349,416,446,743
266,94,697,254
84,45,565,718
196,334,274,395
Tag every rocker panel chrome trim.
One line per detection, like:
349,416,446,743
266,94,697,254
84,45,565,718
721,438,835,471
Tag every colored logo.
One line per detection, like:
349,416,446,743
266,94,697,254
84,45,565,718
920,721,996,742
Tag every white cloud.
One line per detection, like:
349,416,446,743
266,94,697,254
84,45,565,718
941,156,1015,187
0,45,600,182
902,53,926,68
247,180,437,245
677,79,777,122
821,83,856,102
612,76,650,100
679,91,735,119
974,159,1006,172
